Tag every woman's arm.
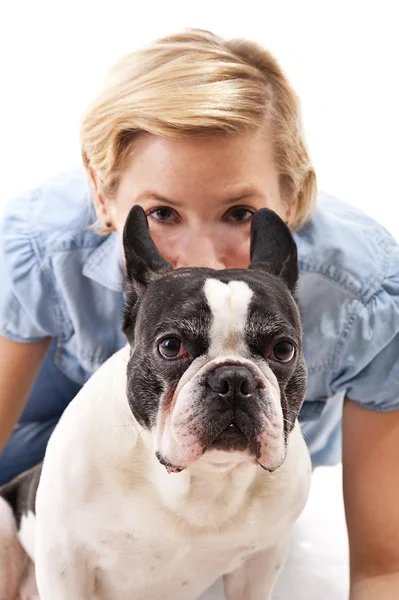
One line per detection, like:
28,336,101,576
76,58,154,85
0,335,51,452
343,397,399,599
350,574,399,599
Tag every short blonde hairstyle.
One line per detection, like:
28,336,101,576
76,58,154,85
80,29,317,232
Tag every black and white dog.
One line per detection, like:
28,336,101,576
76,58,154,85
0,206,311,600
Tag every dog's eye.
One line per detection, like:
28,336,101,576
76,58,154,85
158,337,188,360
271,341,295,363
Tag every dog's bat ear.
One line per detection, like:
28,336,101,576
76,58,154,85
122,205,172,292
249,208,298,293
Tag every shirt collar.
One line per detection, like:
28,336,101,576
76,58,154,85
82,232,125,293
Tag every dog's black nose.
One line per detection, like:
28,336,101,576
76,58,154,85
207,366,257,399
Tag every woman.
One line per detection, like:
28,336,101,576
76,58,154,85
0,29,398,596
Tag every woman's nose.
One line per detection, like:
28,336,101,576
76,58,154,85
172,232,225,270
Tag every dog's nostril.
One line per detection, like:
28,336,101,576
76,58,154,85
220,380,230,395
240,379,251,395
207,376,230,394
207,366,257,396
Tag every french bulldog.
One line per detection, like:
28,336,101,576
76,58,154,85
0,206,311,599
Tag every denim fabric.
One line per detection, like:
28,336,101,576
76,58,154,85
0,168,398,474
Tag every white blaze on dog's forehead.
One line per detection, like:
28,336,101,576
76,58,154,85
204,279,253,355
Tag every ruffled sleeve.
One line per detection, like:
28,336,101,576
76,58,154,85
330,243,399,410
0,188,58,341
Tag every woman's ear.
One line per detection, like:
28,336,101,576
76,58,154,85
285,196,299,228
89,169,114,229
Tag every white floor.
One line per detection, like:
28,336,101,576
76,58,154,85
200,464,350,600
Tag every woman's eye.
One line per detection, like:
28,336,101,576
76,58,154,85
225,207,255,223
270,341,295,364
147,207,179,224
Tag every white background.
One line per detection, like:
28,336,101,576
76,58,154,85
1,1,398,597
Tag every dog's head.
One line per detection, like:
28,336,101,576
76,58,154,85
122,206,306,473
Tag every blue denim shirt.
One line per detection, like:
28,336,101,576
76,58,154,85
1,169,398,466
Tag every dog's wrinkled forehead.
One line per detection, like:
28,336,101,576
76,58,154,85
134,267,300,346
132,271,212,349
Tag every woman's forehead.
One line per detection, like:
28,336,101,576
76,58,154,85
116,131,280,204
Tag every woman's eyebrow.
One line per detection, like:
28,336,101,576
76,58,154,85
135,191,181,206
135,187,263,207
220,191,261,205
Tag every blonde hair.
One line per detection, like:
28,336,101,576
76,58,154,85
80,29,317,232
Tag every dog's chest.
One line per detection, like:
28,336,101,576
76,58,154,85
93,524,259,600
88,484,273,600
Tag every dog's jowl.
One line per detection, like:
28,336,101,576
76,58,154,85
0,207,311,600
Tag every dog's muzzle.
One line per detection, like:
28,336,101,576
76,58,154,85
154,358,285,473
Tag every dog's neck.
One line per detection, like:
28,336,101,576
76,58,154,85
137,429,260,529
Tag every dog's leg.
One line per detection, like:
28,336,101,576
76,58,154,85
0,497,30,600
223,535,290,600
19,561,40,600
35,540,95,600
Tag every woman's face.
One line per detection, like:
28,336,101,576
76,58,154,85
94,131,297,270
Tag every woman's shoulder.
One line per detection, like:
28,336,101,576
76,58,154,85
0,168,125,357
1,167,99,255
294,191,397,303
295,192,399,410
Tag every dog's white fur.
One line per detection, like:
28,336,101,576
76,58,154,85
32,342,311,600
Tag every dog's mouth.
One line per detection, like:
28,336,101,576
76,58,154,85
155,451,185,474
155,421,250,474
207,422,248,452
